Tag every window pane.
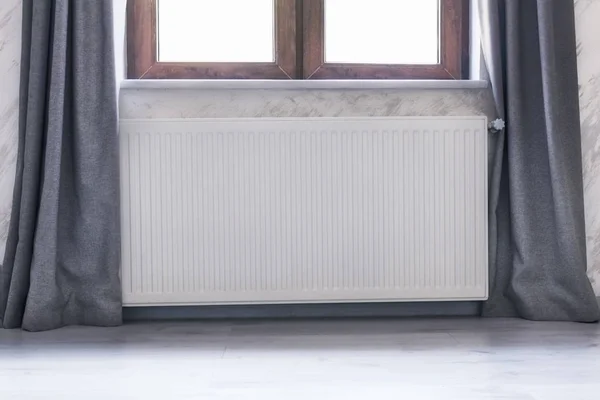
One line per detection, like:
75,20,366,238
325,0,439,64
157,0,274,62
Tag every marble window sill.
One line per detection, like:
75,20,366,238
120,79,488,91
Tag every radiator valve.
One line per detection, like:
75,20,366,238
489,118,505,133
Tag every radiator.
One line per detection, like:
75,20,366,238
120,117,488,306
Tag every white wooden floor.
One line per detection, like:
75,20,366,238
1,318,599,399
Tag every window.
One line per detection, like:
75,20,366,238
127,0,469,80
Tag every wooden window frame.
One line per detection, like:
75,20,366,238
127,0,469,80
303,0,469,79
127,0,298,79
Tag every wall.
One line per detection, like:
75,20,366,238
120,88,493,119
113,0,127,86
1,1,600,296
0,0,20,261
576,0,600,293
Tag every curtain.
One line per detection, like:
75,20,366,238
479,0,599,320
0,0,122,331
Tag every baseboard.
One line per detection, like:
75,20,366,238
123,301,482,322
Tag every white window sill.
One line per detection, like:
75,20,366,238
120,79,488,91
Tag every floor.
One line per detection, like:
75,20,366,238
1,318,599,399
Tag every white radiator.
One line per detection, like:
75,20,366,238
120,117,488,306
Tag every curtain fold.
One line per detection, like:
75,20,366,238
0,0,122,331
479,0,599,321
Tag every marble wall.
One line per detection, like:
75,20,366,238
1,1,600,296
120,88,493,120
0,0,20,262
576,0,600,293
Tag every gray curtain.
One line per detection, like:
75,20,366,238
0,0,122,331
479,0,599,320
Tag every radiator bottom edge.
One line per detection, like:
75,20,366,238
123,301,482,321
